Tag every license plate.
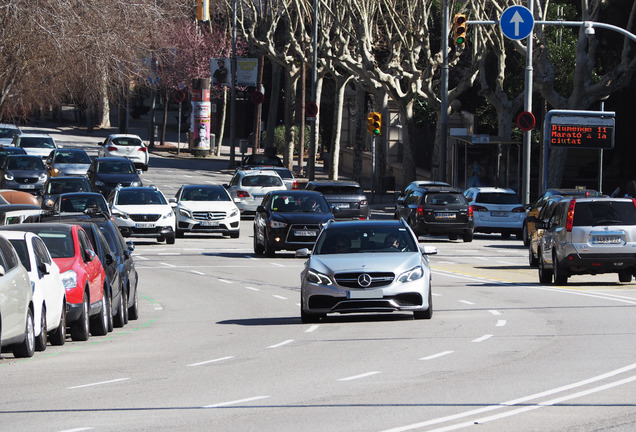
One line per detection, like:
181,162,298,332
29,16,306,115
592,235,622,244
253,194,265,200
135,222,155,228
347,289,382,299
334,203,350,208
435,212,456,219
295,230,317,236
19,184,35,189
200,221,219,227
491,211,509,217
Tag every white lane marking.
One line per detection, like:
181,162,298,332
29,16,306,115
245,286,260,291
458,300,474,305
432,293,442,297
496,320,507,327
436,261,455,264
203,395,271,408
380,362,636,432
246,255,259,260
420,351,454,361
271,263,285,267
135,255,149,261
337,371,381,381
191,270,205,276
305,325,319,333
158,253,180,256
154,304,163,311
267,339,294,349
188,356,234,367
474,257,488,261
488,310,501,316
58,428,94,432
67,378,130,389
160,262,176,268
272,295,287,300
217,278,232,284
472,334,493,343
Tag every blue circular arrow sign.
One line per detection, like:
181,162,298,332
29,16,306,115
500,5,534,40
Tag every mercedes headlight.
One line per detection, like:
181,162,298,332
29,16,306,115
397,266,424,283
60,270,78,290
179,208,192,218
229,208,239,218
306,269,332,285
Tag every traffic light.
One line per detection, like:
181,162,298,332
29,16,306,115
196,0,210,21
367,112,381,136
453,13,467,46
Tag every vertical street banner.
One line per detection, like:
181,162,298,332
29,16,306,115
210,58,258,87
191,89,211,151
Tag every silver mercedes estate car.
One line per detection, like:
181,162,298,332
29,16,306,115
298,219,436,322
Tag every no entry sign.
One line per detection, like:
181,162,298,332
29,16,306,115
517,111,536,131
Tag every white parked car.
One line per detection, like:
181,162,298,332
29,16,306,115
173,184,240,238
226,169,287,216
12,133,58,159
0,123,22,146
1,230,66,350
0,234,35,358
98,134,149,171
463,187,525,239
109,185,177,244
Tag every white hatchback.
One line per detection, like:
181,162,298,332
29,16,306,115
463,187,525,239
1,230,66,351
98,134,149,171
226,169,287,215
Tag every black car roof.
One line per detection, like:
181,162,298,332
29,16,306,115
307,180,360,187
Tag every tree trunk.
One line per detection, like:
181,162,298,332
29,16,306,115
283,69,298,170
296,62,306,177
215,89,227,157
161,89,169,146
400,100,416,186
352,85,365,185
264,62,281,153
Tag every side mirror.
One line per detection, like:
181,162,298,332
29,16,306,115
169,197,177,203
38,261,51,275
331,205,341,214
421,245,438,255
295,248,311,258
256,205,266,213
105,253,115,265
127,241,135,252
136,169,142,175
84,249,96,262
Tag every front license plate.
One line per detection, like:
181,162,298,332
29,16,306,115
592,235,622,244
491,211,509,217
347,289,383,299
135,222,155,228
19,184,35,189
295,230,317,236
435,212,456,219
200,221,219,227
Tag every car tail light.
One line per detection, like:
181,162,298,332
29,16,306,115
566,199,576,232
138,147,147,152
292,181,298,190
632,198,636,209
236,190,250,198
472,204,488,212
511,206,525,212
107,146,117,152
468,205,474,219
416,205,424,217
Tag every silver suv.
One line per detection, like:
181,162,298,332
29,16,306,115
537,197,636,284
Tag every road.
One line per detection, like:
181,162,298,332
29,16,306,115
1,126,635,431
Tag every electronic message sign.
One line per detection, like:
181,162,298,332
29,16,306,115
546,111,615,150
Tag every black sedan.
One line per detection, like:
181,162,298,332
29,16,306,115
253,190,333,256
87,157,142,196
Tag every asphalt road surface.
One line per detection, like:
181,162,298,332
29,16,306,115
1,126,635,432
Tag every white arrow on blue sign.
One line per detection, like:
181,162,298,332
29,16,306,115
500,5,534,40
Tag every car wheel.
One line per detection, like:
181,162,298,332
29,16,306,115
157,236,165,243
166,234,176,245
113,287,127,328
35,305,47,352
618,270,632,283
49,301,66,346
90,290,110,336
529,248,539,267
13,308,35,358
448,234,459,241
230,230,240,239
462,230,473,242
553,252,568,285
128,288,139,321
71,292,90,341
414,289,433,320
253,233,264,255
264,235,275,257
522,222,530,246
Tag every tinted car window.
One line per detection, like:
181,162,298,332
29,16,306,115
181,186,229,201
6,156,45,170
315,226,417,254
117,189,166,205
242,175,283,187
313,186,362,195
475,192,520,205
37,231,74,258
0,237,20,269
425,193,464,205
96,159,134,174
8,239,30,271
573,201,636,226
53,150,91,164
19,137,55,148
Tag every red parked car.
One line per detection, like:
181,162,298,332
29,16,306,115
0,223,109,341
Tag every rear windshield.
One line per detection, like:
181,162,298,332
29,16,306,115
54,151,91,164
424,193,465,205
573,201,636,226
35,231,74,258
313,186,362,195
242,175,283,187
19,137,55,148
475,192,520,205
112,137,143,147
